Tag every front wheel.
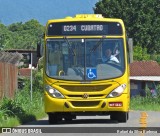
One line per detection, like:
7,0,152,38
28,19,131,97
117,112,128,122
48,113,62,124
110,112,128,123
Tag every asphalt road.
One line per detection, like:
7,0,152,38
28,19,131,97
1,111,160,136
22,111,160,127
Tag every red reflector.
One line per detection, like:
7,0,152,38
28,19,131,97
109,102,123,107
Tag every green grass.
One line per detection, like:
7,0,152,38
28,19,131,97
0,90,47,127
130,95,160,111
0,70,47,127
0,117,20,127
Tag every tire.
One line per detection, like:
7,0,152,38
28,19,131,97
110,113,117,121
64,117,72,122
117,112,128,123
127,112,129,120
48,113,62,124
110,112,128,123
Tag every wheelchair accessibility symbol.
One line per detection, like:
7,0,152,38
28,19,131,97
86,68,97,79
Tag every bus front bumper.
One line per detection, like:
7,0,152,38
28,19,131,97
44,93,129,113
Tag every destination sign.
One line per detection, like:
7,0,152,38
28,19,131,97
63,25,103,32
47,22,122,36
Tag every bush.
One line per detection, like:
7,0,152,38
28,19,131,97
0,69,45,126
131,95,160,111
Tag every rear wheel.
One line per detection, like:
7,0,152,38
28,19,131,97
64,117,72,122
63,113,76,122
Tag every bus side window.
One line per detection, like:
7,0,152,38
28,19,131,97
48,44,63,76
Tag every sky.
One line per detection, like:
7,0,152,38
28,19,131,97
0,0,99,25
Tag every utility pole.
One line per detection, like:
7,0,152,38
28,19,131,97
128,38,133,63
30,51,33,101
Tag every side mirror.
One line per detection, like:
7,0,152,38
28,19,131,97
37,42,43,58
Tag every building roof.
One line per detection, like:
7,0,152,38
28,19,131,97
130,61,160,76
130,76,160,81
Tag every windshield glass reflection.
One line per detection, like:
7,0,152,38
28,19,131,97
46,38,125,81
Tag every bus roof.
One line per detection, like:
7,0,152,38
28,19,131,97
47,14,123,24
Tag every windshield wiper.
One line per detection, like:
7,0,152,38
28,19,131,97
90,36,105,53
63,36,76,56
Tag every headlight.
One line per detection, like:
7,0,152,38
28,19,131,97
107,84,126,98
45,85,65,98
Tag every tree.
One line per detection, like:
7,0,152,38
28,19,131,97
0,23,11,50
94,0,160,53
8,22,23,32
133,46,150,61
2,20,45,50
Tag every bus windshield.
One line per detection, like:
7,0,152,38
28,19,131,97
46,38,125,81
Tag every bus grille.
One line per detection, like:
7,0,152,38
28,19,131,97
71,101,100,107
59,85,111,92
67,94,104,98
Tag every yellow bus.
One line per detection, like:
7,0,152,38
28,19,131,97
38,14,130,124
